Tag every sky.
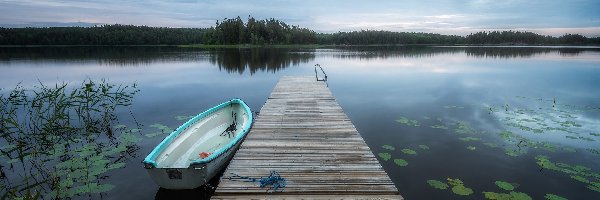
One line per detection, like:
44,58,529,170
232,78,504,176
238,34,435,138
0,0,599,36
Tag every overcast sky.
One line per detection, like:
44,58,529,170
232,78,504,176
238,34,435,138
1,0,599,36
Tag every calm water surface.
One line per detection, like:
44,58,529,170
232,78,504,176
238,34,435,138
1,46,599,199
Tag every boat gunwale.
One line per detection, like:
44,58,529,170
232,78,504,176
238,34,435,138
142,98,253,168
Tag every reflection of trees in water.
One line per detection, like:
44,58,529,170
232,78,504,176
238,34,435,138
320,46,599,59
0,81,140,199
208,48,315,75
0,46,208,66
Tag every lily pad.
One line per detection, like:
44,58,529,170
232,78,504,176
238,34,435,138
483,191,512,200
418,144,430,150
591,133,600,137
378,152,391,161
545,194,568,200
427,180,449,190
382,145,395,151
467,146,476,151
459,137,481,142
452,185,474,196
396,117,420,127
509,192,532,200
430,124,448,130
401,149,417,155
495,181,515,191
393,158,408,167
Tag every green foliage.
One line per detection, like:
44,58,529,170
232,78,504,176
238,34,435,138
382,145,395,150
427,180,449,189
378,152,391,161
0,80,139,198
393,159,408,167
495,181,515,191
535,155,600,193
467,146,476,151
401,149,417,155
430,124,449,129
447,178,474,196
145,123,172,138
544,194,568,200
459,137,481,141
396,117,420,127
418,144,430,150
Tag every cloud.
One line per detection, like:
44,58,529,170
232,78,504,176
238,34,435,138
0,0,598,36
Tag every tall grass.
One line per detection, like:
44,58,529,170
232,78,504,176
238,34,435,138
0,80,139,199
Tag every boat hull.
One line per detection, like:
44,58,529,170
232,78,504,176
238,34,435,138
142,99,252,189
145,135,244,189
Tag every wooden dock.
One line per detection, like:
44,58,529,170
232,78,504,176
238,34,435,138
212,76,402,199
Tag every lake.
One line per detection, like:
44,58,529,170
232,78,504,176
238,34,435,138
1,46,599,199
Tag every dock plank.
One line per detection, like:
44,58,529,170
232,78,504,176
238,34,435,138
212,76,402,199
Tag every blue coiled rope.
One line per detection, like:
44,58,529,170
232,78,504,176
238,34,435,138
228,171,287,193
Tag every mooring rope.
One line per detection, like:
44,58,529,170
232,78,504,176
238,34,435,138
228,171,287,193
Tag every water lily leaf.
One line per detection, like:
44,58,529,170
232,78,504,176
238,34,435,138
451,185,473,196
570,175,589,183
430,124,448,130
483,191,511,200
378,152,391,161
509,191,532,200
544,194,568,200
591,133,600,137
427,180,448,190
459,137,481,142
396,117,420,127
418,144,430,150
401,149,417,155
495,181,515,191
393,159,408,167
382,145,395,151
447,178,464,186
467,146,476,151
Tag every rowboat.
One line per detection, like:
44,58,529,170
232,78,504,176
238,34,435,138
142,99,253,189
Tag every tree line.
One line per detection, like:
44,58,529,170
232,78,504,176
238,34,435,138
0,16,598,45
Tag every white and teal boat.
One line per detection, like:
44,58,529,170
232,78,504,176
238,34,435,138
142,99,253,189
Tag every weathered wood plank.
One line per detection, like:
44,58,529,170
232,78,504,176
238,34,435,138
212,76,402,199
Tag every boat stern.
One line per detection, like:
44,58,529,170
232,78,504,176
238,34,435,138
144,163,209,190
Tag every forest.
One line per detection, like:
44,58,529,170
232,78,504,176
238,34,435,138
0,16,598,45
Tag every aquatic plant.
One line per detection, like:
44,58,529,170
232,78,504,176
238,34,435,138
426,179,449,189
447,178,473,196
430,124,449,130
544,194,568,200
401,149,417,155
590,133,600,137
495,181,515,191
418,144,430,150
467,146,476,151
483,191,531,200
145,123,173,138
393,159,408,167
459,137,481,142
0,80,139,199
396,117,420,127
535,155,600,193
454,121,475,134
378,152,391,161
382,145,395,151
